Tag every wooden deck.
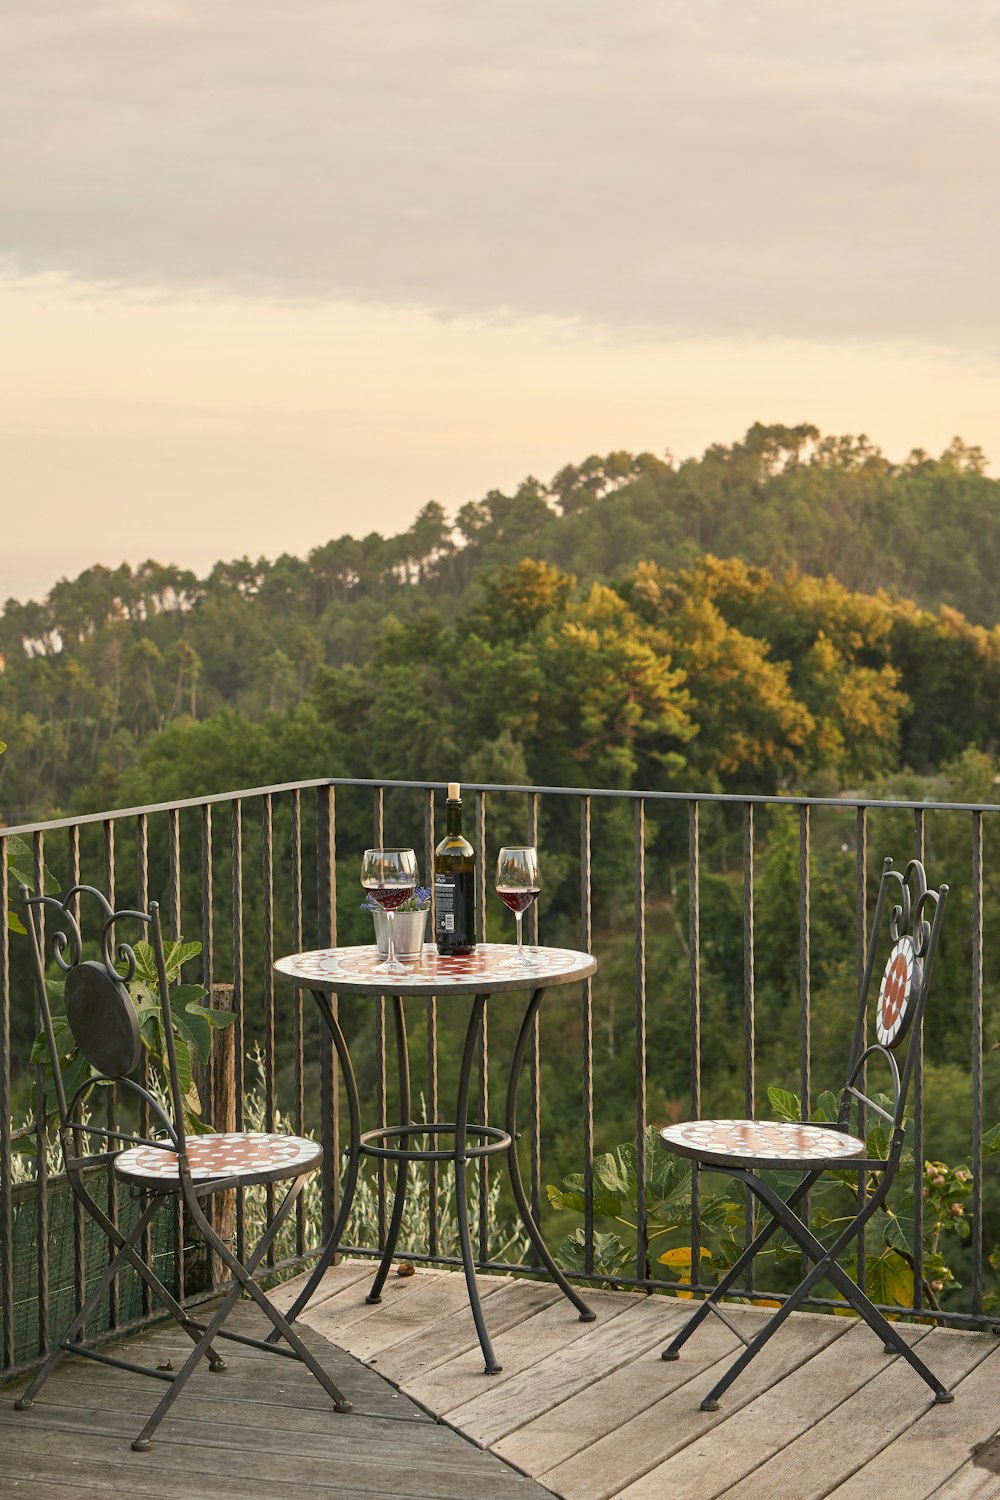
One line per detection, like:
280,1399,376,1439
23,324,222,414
3,1260,1000,1499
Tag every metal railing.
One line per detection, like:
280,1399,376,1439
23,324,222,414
1,776,997,1380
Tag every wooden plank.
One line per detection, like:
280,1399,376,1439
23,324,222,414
374,1278,562,1384
270,1257,375,1313
826,1342,1000,1500
0,1449,492,1500
494,1291,747,1477
702,1326,997,1500
405,1289,634,1416
0,1415,542,1500
926,1460,1000,1500
613,1320,932,1500
447,1294,689,1446
45,1363,416,1434
541,1308,846,1500
309,1269,511,1364
297,1264,452,1340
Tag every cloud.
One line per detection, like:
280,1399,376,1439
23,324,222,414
1,0,998,350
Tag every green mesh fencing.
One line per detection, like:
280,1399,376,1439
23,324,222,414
3,1171,178,1375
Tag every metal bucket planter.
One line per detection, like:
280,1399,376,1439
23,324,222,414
371,908,428,961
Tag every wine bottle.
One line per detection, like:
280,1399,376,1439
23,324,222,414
434,782,477,955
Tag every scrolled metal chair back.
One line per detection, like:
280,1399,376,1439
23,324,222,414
20,883,185,1156
840,856,948,1148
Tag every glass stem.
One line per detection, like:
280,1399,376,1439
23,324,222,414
386,909,396,966
516,909,524,961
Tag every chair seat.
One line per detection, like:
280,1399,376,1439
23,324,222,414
115,1131,322,1190
660,1118,867,1170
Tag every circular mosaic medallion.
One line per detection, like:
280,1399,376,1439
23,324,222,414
660,1118,866,1169
876,936,919,1050
115,1131,321,1185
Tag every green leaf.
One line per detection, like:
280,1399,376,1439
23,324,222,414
865,1250,914,1308
160,940,202,975
983,1124,1000,1159
546,1183,622,1218
767,1087,800,1123
5,835,60,894
5,908,26,935
812,1090,840,1123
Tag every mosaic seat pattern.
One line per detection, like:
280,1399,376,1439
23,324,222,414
659,1117,866,1170
115,1131,321,1188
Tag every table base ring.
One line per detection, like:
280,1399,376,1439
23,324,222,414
359,1122,512,1162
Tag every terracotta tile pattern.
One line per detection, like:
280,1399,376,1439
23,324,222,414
115,1130,320,1182
876,935,917,1049
277,943,589,989
660,1118,867,1163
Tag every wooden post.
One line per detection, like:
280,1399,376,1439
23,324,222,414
208,983,236,1288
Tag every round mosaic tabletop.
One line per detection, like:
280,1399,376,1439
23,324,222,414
274,943,596,997
660,1117,867,1170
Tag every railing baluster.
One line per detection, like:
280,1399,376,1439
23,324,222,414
799,804,811,1270
0,837,13,1369
855,805,869,1293
527,791,541,1230
66,826,86,1316
290,789,305,1255
165,808,184,1300
424,789,439,1258
743,803,755,1265
477,789,488,1261
634,798,647,1282
689,801,701,1283
32,832,48,1355
581,797,595,1277
136,813,152,1315
201,806,214,1123
262,794,276,1263
232,800,245,1262
373,788,386,1247
168,809,181,940
316,786,338,1247
103,819,119,1326
912,807,925,1311
971,810,983,1314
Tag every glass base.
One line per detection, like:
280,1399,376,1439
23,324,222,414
499,946,544,970
372,955,411,974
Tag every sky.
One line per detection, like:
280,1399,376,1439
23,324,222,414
2,0,999,602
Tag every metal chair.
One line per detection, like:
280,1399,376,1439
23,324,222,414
658,855,953,1410
14,883,352,1449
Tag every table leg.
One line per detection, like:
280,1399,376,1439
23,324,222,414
506,987,595,1320
456,993,501,1373
367,995,411,1302
272,989,362,1331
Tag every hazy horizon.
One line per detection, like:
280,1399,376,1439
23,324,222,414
3,0,998,604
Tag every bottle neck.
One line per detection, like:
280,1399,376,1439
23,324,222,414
446,800,463,836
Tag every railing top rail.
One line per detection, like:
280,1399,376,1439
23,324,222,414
3,776,1000,839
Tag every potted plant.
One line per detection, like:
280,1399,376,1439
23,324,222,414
361,885,431,961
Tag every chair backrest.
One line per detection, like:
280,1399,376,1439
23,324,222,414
840,856,948,1149
21,883,187,1158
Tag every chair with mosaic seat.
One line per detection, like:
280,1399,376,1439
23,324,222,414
14,883,352,1450
658,855,952,1411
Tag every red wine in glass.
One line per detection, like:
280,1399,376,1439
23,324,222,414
360,847,418,973
365,883,416,911
497,886,540,915
495,847,541,968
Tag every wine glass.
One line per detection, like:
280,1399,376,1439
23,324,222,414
361,848,418,974
495,846,541,968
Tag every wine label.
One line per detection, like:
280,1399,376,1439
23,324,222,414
434,872,476,951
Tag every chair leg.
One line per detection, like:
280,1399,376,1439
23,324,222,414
698,1259,830,1411
822,1259,953,1403
662,1172,817,1362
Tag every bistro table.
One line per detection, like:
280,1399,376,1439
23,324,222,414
272,942,598,1373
